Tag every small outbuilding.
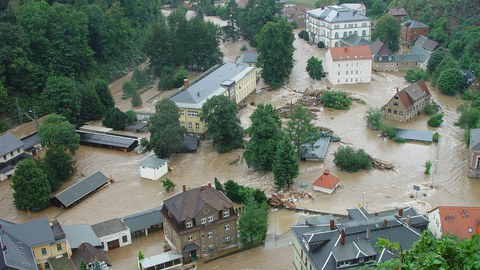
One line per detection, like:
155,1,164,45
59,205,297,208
91,218,131,251
312,169,340,194
300,137,330,161
139,250,183,270
140,156,168,180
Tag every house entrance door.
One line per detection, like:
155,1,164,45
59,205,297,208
190,249,197,260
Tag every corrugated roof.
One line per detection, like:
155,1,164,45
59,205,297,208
92,218,128,238
63,224,102,248
307,5,370,23
243,52,258,64
328,45,372,61
313,169,340,190
0,133,24,157
52,171,109,208
341,34,370,46
140,156,167,169
395,129,433,142
121,207,163,232
78,131,138,150
428,206,480,239
388,8,406,16
163,186,233,222
301,137,330,160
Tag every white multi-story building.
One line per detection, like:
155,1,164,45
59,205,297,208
306,5,371,48
325,45,372,84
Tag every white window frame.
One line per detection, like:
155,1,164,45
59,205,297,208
224,224,230,231
208,216,214,222
186,221,193,228
223,211,230,218
188,235,193,241
201,218,207,224
207,231,213,238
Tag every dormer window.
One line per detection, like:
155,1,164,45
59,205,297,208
201,218,207,224
223,211,230,218
208,216,214,222
186,221,193,228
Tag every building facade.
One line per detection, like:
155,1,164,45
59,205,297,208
401,20,430,47
325,45,372,84
282,4,309,28
0,133,28,181
139,156,168,181
305,5,371,48
427,206,480,239
92,219,132,251
170,62,256,134
373,53,428,72
383,80,431,122
468,129,480,178
161,184,238,261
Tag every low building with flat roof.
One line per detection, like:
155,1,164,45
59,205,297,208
92,218,131,252
140,156,168,180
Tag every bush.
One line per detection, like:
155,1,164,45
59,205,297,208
425,160,432,174
103,107,129,130
404,68,426,82
317,41,325,48
379,122,397,138
240,45,248,51
224,180,242,203
428,114,444,127
125,110,137,123
333,146,372,173
306,57,325,80
122,81,135,95
365,107,384,130
433,132,440,142
298,30,309,41
132,68,149,89
0,119,9,132
131,91,142,107
174,66,188,88
162,178,175,192
438,68,464,96
321,90,351,110
423,101,440,115
214,177,224,192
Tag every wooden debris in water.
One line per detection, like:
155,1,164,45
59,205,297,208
267,189,314,208
368,155,395,171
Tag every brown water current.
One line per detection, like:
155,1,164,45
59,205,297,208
1,15,479,270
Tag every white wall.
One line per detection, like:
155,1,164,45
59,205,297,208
313,185,335,194
0,148,23,163
427,209,442,238
140,162,168,180
325,53,372,85
99,230,131,251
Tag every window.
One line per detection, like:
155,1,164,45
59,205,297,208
346,71,348,75
225,224,230,230
207,232,213,238
201,218,207,224
187,110,199,117
208,244,214,250
362,30,366,36
56,244,62,252
186,221,193,228
188,235,193,241
44,262,50,269
338,63,340,67
393,102,399,106
122,235,128,243
180,121,185,127
208,216,214,222
335,42,339,47
394,110,397,115
223,211,230,218
343,32,347,38
224,236,232,243
335,32,339,38
188,122,192,130
41,248,47,256
195,123,200,130
346,63,348,67
399,111,404,116
356,70,358,74
180,110,184,116
338,71,340,75
388,109,391,113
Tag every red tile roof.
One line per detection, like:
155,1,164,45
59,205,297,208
313,169,340,190
328,45,372,61
394,80,430,109
428,206,480,240
388,8,407,16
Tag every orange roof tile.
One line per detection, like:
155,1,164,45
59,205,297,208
328,45,372,61
429,206,480,240
313,169,340,190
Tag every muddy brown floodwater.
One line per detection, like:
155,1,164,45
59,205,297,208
1,13,480,270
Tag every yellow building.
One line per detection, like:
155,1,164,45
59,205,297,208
0,218,66,270
170,62,257,134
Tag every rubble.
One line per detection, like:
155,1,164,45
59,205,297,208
368,155,395,171
267,189,314,208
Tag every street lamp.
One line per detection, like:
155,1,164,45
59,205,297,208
24,107,39,130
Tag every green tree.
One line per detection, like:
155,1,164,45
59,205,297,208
333,146,372,173
147,99,184,158
138,249,145,270
369,0,387,18
223,0,240,42
298,30,309,41
42,146,75,191
42,76,81,123
123,81,136,95
321,90,351,110
306,57,325,80
79,260,87,270
131,91,143,107
272,134,299,189
132,68,149,89
79,84,104,122
456,106,480,129
365,107,384,130
423,101,440,115
286,104,318,158
173,66,188,87
256,20,295,89
214,178,224,192
90,79,115,111
428,114,444,127
438,68,464,96
103,107,130,130
371,14,400,53
162,178,176,192
143,17,175,76
427,49,447,74
224,180,243,203
12,158,51,212
238,193,268,244
201,95,243,153
404,68,426,82
238,0,281,45
244,104,283,171
432,54,459,83
38,114,80,154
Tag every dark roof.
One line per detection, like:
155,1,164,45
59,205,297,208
307,5,370,23
63,224,102,248
92,218,128,238
140,156,167,169
414,36,439,52
390,80,431,109
3,217,54,247
0,219,36,270
183,242,199,253
369,39,393,56
242,52,258,64
395,129,433,142
125,122,149,132
178,134,199,153
163,186,233,222
20,132,40,152
403,20,429,29
0,133,24,157
461,69,477,88
301,137,330,160
0,244,5,270
71,243,111,267
340,33,370,46
388,8,406,16
469,129,480,151
121,207,163,233
78,131,138,151
291,207,427,270
0,152,31,174
52,171,109,208
374,53,428,63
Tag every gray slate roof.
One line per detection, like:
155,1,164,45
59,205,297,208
92,218,128,238
414,36,438,52
0,220,36,270
300,137,330,160
52,171,109,208
470,129,480,150
140,250,182,268
63,224,102,248
395,129,433,142
78,131,138,150
307,5,370,23
341,33,370,46
140,156,167,169
403,20,429,29
3,217,54,247
243,52,258,64
374,53,428,63
178,134,199,153
170,62,253,109
0,133,24,157
20,133,40,152
121,207,163,232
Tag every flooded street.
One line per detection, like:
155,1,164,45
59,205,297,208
1,13,480,270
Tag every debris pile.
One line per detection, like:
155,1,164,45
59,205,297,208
268,189,314,208
368,155,395,171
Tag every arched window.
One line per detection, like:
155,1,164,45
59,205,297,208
354,31,357,35
335,32,339,39
343,32,347,38
335,42,339,47
362,30,366,37
348,31,352,36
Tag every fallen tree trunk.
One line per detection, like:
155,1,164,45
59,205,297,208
368,155,395,171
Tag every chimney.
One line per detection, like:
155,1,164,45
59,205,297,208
329,219,335,230
406,215,411,226
365,227,371,240
383,219,388,228
396,88,399,93
320,5,324,10
340,229,345,245
208,182,212,188
200,186,205,192
182,184,186,192
183,78,189,89
398,208,403,217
